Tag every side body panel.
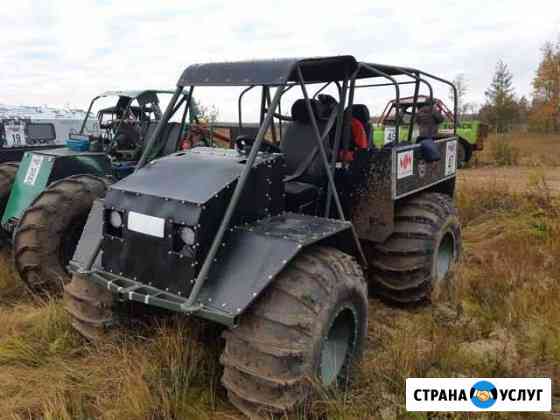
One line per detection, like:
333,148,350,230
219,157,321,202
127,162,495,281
2,149,111,227
351,137,458,244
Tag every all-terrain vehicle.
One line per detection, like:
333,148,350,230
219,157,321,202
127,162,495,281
375,95,488,166
64,56,463,418
0,89,205,290
0,117,91,219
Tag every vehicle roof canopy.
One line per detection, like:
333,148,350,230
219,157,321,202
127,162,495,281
178,56,419,87
96,90,175,99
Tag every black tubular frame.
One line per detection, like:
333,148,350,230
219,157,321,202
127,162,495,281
100,58,458,312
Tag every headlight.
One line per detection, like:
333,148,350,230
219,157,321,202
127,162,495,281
109,210,123,228
179,226,195,245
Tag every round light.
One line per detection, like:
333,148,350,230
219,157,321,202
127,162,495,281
180,226,195,245
109,210,123,228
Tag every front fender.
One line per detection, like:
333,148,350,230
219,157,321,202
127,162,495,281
198,213,357,323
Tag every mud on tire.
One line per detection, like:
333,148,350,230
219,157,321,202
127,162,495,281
13,174,109,292
369,192,462,303
64,272,114,341
221,246,368,418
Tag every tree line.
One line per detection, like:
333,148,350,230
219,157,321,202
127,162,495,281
452,35,559,133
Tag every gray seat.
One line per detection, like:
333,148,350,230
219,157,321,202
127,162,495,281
162,123,182,155
280,99,329,213
140,121,159,145
280,99,329,184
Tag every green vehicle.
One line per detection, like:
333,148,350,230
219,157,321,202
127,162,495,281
0,89,197,290
373,95,487,165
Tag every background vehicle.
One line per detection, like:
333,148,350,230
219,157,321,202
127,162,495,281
0,90,201,290
0,111,95,222
374,95,488,166
64,56,463,418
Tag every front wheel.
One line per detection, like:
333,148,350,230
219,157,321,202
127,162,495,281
13,175,109,292
221,246,368,418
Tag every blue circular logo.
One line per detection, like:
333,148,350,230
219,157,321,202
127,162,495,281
470,380,498,409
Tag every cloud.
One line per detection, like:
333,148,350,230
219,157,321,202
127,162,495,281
0,0,558,119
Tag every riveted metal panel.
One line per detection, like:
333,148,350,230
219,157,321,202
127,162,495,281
197,212,354,320
394,137,458,199
109,147,282,204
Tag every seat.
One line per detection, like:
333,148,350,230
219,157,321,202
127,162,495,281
280,99,329,184
162,123,182,155
140,121,159,145
280,98,329,213
350,104,371,143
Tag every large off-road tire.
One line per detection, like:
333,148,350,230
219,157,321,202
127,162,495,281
221,246,368,419
369,192,462,303
64,272,114,341
0,162,19,242
13,174,109,292
0,162,19,213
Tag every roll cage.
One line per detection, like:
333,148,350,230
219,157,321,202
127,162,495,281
379,95,455,126
78,90,176,135
132,56,458,311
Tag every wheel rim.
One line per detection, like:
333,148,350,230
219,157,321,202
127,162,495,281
436,232,455,282
320,307,357,386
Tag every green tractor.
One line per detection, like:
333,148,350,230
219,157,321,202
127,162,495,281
0,89,201,290
64,56,464,418
373,95,488,166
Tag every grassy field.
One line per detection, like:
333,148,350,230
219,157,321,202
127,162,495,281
0,133,559,419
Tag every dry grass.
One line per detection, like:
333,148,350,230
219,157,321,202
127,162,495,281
473,131,560,167
0,134,559,419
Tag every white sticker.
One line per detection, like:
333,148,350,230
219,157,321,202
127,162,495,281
397,150,414,179
23,155,44,186
127,211,165,238
445,140,457,176
384,126,396,144
4,122,26,147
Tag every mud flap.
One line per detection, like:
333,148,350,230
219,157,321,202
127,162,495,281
458,136,473,163
68,199,104,272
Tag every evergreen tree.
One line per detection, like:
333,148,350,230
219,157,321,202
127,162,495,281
482,60,518,132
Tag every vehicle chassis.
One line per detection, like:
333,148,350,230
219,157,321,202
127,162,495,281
70,56,460,327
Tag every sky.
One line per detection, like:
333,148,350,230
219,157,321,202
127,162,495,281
0,0,558,120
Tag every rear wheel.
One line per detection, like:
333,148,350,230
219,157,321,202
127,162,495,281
13,175,109,292
0,162,19,242
221,246,367,418
368,192,462,303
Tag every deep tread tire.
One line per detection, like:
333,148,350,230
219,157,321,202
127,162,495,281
221,246,368,418
64,272,114,341
13,174,109,291
369,192,462,303
0,162,19,216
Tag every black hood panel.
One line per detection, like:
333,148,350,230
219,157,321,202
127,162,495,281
110,147,281,204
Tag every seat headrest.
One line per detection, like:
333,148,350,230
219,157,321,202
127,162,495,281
291,99,322,124
351,104,370,126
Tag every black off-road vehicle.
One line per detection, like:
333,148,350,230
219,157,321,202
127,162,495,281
65,56,462,418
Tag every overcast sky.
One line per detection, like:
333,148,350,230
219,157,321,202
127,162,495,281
1,0,558,119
